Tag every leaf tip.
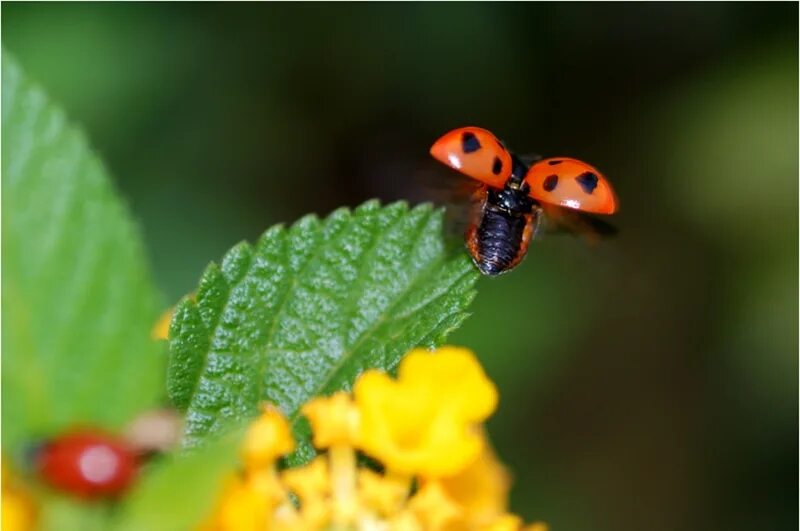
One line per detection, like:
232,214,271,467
292,213,321,232
354,198,383,214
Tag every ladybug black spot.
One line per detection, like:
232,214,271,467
576,172,599,194
547,160,563,166
543,174,559,192
461,132,481,153
492,157,503,175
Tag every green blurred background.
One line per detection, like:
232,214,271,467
4,3,797,530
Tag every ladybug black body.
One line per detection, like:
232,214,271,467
466,157,539,275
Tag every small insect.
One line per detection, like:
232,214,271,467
430,126,618,275
34,430,139,498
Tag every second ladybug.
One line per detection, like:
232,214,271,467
430,126,619,275
35,430,138,499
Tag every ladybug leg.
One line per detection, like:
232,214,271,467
531,205,546,240
510,153,538,185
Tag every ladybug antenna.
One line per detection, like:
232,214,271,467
508,154,530,188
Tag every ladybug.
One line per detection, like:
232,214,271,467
429,126,618,275
34,429,138,498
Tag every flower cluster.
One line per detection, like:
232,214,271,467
198,346,547,531
2,465,36,531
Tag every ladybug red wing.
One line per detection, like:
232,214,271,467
429,127,512,189
525,157,618,214
36,430,138,498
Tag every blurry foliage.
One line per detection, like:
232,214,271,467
638,38,798,531
649,38,797,419
3,3,797,531
109,429,243,531
3,51,244,531
2,51,165,453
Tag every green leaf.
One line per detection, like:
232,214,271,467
167,200,478,460
110,428,243,531
35,496,111,531
1,50,165,452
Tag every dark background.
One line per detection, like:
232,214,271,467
4,3,797,530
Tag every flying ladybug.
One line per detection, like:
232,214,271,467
429,126,618,276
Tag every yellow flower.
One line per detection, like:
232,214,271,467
2,465,36,531
406,481,465,531
281,456,330,507
438,432,511,526
198,475,269,531
197,346,546,531
398,347,498,421
480,514,524,531
354,346,498,477
1,481,36,531
358,468,410,517
301,392,360,448
151,306,174,340
241,404,294,470
279,457,332,529
387,511,424,531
